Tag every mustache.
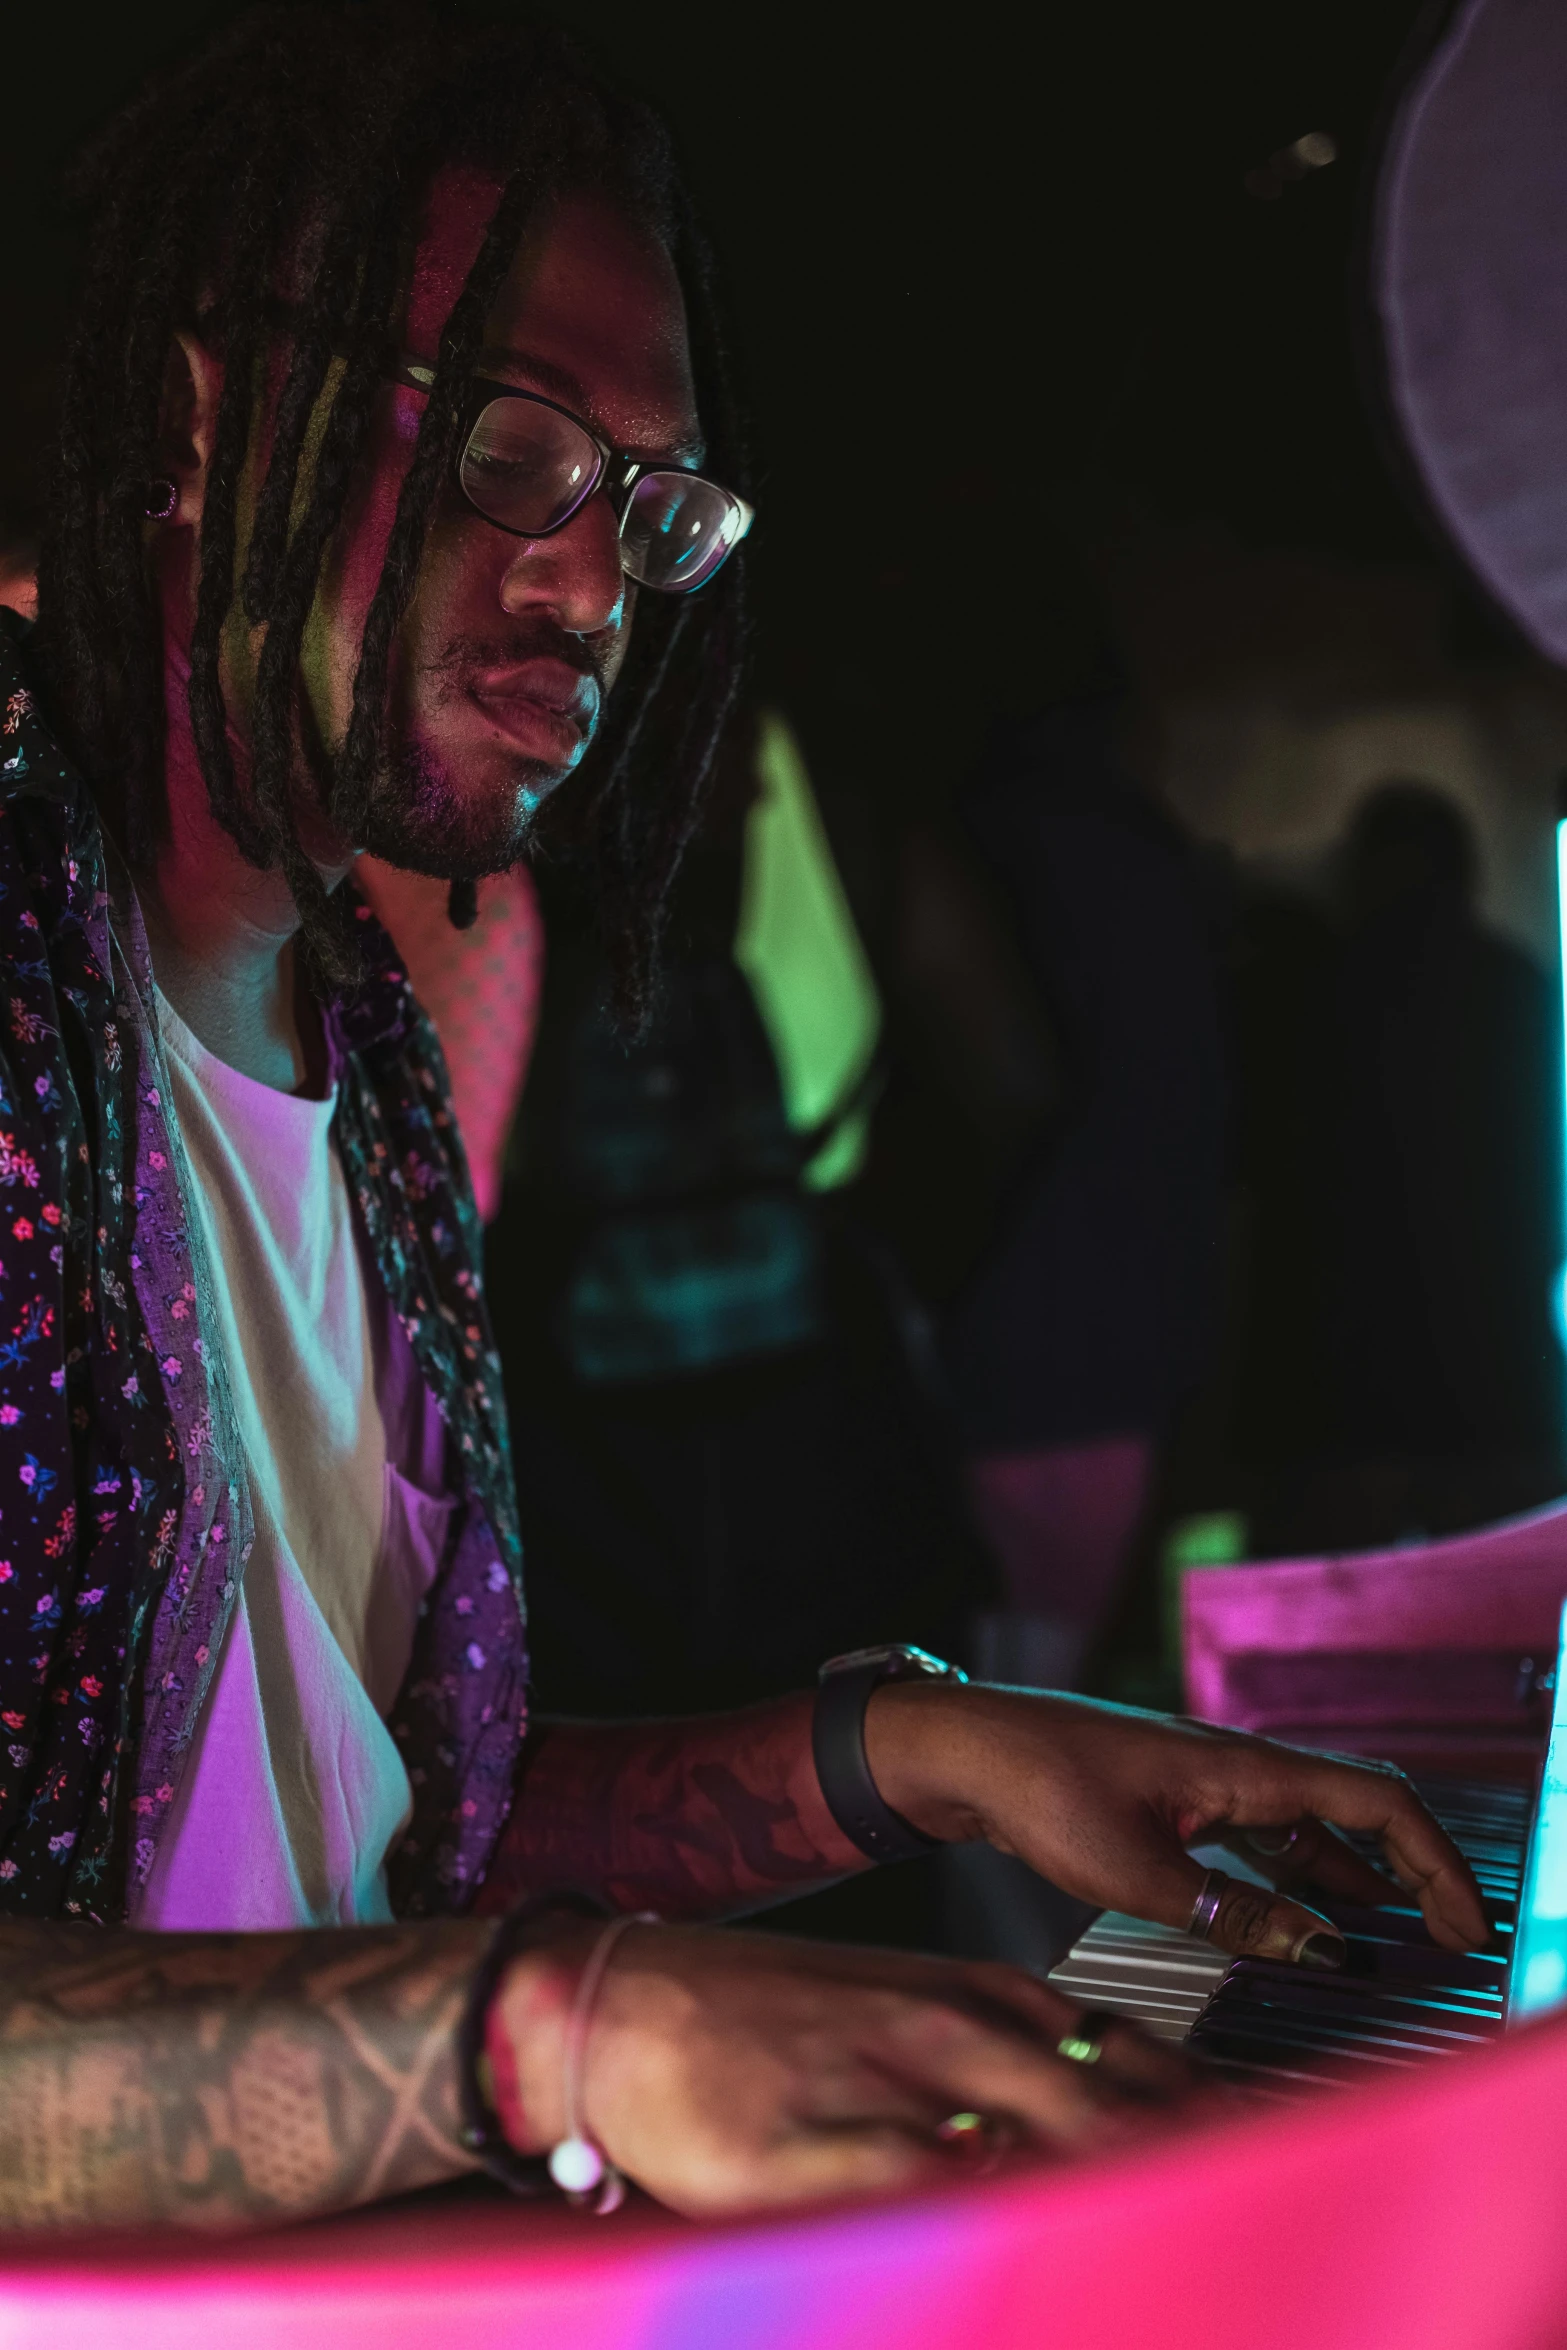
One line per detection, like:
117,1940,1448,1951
422,623,607,700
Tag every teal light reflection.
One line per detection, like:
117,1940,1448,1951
1510,1596,1567,2023
1556,819,1567,1356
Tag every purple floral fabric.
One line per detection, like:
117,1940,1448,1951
0,611,528,1920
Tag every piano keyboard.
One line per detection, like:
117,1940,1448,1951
1047,1777,1532,2094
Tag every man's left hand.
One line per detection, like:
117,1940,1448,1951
865,1684,1491,1963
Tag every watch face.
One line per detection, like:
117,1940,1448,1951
818,1643,964,1683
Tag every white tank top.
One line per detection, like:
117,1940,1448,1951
134,993,451,1929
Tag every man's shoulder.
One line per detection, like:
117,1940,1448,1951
0,622,103,901
0,632,117,1077
0,619,84,818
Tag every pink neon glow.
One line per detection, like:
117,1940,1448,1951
3,2005,1567,2348
1182,1492,1567,1770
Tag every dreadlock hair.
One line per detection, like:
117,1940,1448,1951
30,2,749,1026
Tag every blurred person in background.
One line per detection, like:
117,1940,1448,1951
874,693,1229,1969
1227,780,1565,1552
943,694,1229,1694
1331,784,1564,1500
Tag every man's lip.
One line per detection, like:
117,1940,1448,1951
469,657,597,721
465,679,594,766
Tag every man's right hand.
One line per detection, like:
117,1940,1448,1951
492,1921,1208,2217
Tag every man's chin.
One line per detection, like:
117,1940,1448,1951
348,747,568,882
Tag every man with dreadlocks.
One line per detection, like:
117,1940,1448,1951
0,3,1486,2232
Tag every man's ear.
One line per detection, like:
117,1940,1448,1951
154,330,223,528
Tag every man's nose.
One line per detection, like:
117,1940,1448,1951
498,494,625,634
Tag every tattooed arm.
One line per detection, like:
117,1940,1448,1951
0,1918,487,2231
0,1868,1192,2234
481,1693,868,1921
486,1684,1493,1961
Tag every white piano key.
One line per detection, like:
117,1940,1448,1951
1047,1911,1231,2038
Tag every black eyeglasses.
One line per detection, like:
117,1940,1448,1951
393,357,753,594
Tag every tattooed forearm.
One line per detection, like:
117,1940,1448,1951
0,1918,490,2232
483,1693,868,1921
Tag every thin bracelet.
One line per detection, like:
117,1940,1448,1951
458,1891,608,2196
547,1909,659,2215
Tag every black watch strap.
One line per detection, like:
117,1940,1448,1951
812,1646,966,1866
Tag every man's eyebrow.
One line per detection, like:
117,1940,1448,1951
478,344,706,466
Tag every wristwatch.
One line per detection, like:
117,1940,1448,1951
812,1643,969,1865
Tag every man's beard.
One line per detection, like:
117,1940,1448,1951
339,621,606,880
346,732,557,879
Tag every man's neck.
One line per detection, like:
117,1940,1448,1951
143,655,342,1096
139,867,319,1095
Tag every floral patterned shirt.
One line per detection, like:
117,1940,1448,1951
0,612,528,1921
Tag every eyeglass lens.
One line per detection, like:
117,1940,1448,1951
619,471,747,592
459,398,602,537
460,397,745,592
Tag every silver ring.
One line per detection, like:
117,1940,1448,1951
1187,1867,1229,1940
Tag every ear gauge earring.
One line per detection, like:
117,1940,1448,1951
143,477,178,522
447,878,479,931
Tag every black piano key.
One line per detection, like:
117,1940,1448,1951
1211,1968,1503,2031
1199,1991,1497,2055
1316,1902,1513,1961
1193,1995,1494,2058
1297,1929,1510,1990
1192,2021,1428,2082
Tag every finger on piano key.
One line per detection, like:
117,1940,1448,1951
1215,1814,1409,1912
1174,1863,1353,1971
1050,1773,1529,2109
1244,1751,1492,1955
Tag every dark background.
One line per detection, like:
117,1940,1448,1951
3,0,1474,742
